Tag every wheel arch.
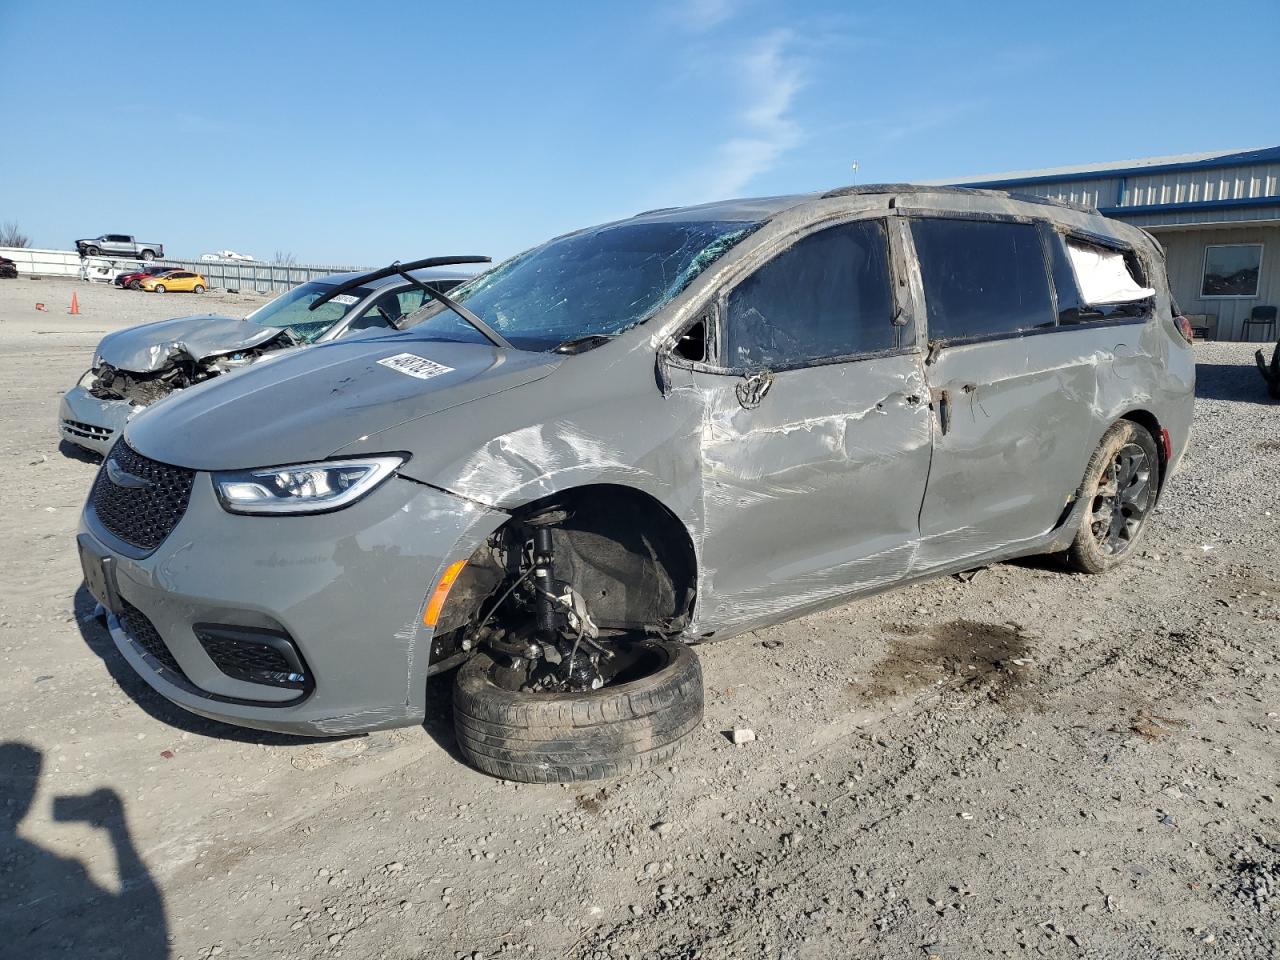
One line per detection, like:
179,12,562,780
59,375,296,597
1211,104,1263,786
1117,408,1168,490
514,482,699,634
438,482,700,641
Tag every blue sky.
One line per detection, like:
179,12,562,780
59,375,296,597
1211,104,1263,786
3,0,1278,265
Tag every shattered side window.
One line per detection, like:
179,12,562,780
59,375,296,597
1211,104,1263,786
912,218,1054,340
723,219,896,369
1046,231,1154,324
406,220,762,351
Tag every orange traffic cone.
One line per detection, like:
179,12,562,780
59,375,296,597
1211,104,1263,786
69,292,80,315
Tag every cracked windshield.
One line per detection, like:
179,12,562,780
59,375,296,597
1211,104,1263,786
408,219,761,350
245,281,373,343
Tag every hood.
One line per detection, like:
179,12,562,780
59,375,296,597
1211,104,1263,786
96,315,283,372
125,332,561,470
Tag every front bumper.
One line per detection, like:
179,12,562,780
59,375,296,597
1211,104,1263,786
80,471,505,735
58,383,134,456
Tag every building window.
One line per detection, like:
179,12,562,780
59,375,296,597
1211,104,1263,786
1201,244,1263,298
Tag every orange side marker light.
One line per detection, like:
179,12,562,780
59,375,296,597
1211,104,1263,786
423,559,468,628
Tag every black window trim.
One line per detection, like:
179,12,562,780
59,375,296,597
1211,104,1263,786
662,212,914,377
908,213,1149,350
664,303,721,370
1060,226,1135,253
1053,225,1155,325
926,312,1148,352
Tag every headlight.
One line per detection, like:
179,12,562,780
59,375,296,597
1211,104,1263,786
213,456,405,515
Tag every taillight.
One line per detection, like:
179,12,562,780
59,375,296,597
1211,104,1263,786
1174,315,1195,344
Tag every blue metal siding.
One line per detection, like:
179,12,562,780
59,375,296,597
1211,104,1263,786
952,149,1280,229
954,146,1280,189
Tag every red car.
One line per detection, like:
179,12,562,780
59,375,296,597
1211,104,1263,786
114,266,174,290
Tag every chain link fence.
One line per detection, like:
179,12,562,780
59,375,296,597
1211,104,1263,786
0,246,365,293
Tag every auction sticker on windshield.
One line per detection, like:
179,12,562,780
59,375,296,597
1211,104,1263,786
377,353,455,380
330,294,359,306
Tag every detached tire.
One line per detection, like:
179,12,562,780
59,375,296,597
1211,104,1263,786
453,640,703,783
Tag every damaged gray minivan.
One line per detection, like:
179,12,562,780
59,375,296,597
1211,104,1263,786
77,185,1194,783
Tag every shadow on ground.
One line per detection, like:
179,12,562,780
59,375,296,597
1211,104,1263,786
58,439,103,464
0,742,169,958
420,670,468,766
1195,357,1276,404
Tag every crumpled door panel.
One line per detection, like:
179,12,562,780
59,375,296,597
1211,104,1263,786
684,354,932,634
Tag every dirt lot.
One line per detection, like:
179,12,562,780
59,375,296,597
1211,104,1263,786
1,276,1277,960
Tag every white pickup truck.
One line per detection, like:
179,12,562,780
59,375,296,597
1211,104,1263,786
75,234,165,260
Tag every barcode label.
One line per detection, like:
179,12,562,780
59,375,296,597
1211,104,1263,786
377,353,455,381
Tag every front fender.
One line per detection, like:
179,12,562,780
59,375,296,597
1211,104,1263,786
425,420,685,511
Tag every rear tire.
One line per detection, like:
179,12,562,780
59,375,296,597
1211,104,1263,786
1067,420,1160,574
453,640,703,783
140,250,155,261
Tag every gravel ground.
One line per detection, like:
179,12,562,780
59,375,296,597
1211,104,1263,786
1,277,1277,960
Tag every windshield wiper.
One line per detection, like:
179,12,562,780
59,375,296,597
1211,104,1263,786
308,255,513,350
416,281,515,350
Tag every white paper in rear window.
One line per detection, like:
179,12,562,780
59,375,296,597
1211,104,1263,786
1067,240,1154,304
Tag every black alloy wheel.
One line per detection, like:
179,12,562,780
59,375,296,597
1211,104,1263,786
1067,420,1160,574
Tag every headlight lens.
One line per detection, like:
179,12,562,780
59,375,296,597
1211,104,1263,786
213,456,404,515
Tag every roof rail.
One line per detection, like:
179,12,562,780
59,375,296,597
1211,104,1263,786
820,183,980,199
1004,191,1097,213
821,182,1097,214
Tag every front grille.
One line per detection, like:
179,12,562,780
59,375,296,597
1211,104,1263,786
196,627,309,690
90,440,194,551
120,601,187,679
62,418,115,442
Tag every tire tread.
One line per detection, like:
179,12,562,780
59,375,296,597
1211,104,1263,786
452,642,703,783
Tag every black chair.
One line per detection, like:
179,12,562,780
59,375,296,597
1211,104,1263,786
1243,305,1277,342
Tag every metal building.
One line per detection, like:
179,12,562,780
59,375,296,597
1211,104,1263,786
939,146,1280,341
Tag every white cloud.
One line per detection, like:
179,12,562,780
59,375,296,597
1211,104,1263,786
847,99,984,149
671,0,739,32
690,29,806,200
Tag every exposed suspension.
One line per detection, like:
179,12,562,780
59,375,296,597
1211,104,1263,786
483,510,611,693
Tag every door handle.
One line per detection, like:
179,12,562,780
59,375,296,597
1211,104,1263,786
931,387,951,435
